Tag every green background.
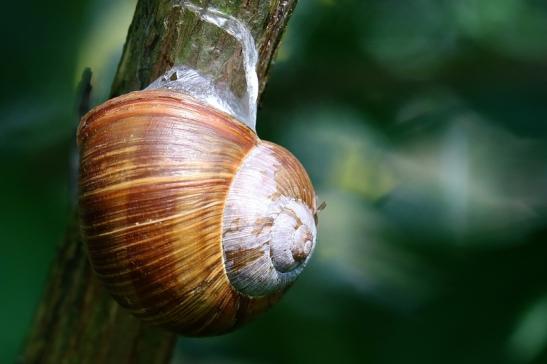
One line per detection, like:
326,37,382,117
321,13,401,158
2,0,547,363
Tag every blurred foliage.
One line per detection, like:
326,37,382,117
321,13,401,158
1,0,547,363
0,1,135,362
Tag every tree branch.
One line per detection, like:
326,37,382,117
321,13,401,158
111,0,298,98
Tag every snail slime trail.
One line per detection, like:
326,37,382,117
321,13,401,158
77,2,320,336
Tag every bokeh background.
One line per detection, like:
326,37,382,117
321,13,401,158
2,0,547,363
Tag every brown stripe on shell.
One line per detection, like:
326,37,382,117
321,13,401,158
224,246,265,273
260,141,316,209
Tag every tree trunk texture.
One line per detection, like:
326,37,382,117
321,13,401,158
20,0,297,363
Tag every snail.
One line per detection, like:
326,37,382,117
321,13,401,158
77,2,319,337
78,89,318,336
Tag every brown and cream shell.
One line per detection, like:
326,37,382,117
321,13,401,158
77,89,317,336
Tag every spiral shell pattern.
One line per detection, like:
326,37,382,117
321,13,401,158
77,89,317,335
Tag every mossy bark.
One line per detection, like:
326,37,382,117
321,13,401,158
20,0,297,363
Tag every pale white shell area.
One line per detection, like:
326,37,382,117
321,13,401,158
269,198,316,273
222,143,317,297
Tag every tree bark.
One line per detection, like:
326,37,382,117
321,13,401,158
20,0,297,363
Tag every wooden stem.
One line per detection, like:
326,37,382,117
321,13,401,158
20,0,297,363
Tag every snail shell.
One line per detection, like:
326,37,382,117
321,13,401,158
77,89,317,336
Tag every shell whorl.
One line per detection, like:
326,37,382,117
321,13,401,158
222,143,317,297
77,89,317,336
